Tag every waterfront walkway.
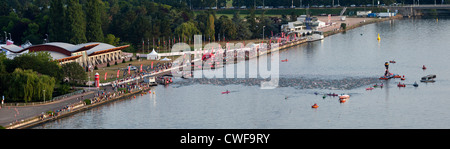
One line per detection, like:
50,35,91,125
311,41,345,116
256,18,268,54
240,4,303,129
0,90,96,127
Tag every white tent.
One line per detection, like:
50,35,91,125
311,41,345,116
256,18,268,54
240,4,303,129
160,57,171,61
147,49,160,60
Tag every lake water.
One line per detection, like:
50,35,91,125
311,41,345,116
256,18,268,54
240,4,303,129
34,18,450,129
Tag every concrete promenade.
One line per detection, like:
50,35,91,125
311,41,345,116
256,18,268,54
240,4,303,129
0,91,96,127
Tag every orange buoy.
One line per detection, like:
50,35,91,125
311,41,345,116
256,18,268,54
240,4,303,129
134,96,136,98
339,94,350,99
340,98,347,103
311,104,319,108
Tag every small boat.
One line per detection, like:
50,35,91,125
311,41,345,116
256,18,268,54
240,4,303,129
339,94,350,99
389,60,396,63
307,31,324,42
397,82,406,87
393,75,402,78
379,76,389,80
327,93,339,96
420,74,436,83
401,77,405,81
281,59,288,62
222,90,230,94
340,98,347,103
413,82,419,87
366,87,374,90
311,104,319,108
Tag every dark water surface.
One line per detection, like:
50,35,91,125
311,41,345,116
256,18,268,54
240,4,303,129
35,18,450,129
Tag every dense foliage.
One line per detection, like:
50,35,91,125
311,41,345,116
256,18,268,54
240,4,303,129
0,52,86,103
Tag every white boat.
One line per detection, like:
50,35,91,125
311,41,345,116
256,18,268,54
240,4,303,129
339,94,350,99
307,31,324,42
420,74,436,83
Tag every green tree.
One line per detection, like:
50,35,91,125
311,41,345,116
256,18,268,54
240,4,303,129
205,14,215,41
85,0,104,42
22,22,41,44
61,62,87,85
246,8,258,38
6,52,62,82
232,11,252,40
174,21,200,42
5,68,55,102
67,0,87,44
216,15,237,40
104,34,120,46
49,0,65,42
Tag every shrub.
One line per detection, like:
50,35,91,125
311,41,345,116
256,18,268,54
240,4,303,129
122,59,126,63
129,57,133,61
84,99,91,105
94,65,98,70
115,61,118,65
107,62,110,67
340,23,347,30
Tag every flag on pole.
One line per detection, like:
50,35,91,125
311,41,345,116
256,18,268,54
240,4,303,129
140,64,143,72
105,72,107,81
128,66,131,75
151,61,154,69
117,70,120,78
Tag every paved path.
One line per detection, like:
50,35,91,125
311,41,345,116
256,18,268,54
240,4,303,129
0,91,96,127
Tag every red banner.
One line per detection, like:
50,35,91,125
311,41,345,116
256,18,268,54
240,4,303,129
117,70,120,78
140,64,143,72
104,72,107,80
151,61,153,69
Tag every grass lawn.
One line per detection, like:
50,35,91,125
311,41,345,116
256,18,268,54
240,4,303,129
87,58,177,83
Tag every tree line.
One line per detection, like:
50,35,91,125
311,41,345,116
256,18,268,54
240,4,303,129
0,52,86,103
2,0,447,53
1,0,286,53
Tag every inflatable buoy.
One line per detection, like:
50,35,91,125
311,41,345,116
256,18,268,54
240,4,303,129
401,78,405,81
397,82,406,87
340,98,347,103
366,87,374,90
281,59,288,62
311,104,319,108
339,94,350,99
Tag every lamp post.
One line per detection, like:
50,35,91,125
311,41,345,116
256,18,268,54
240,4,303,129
43,90,45,103
262,26,266,40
